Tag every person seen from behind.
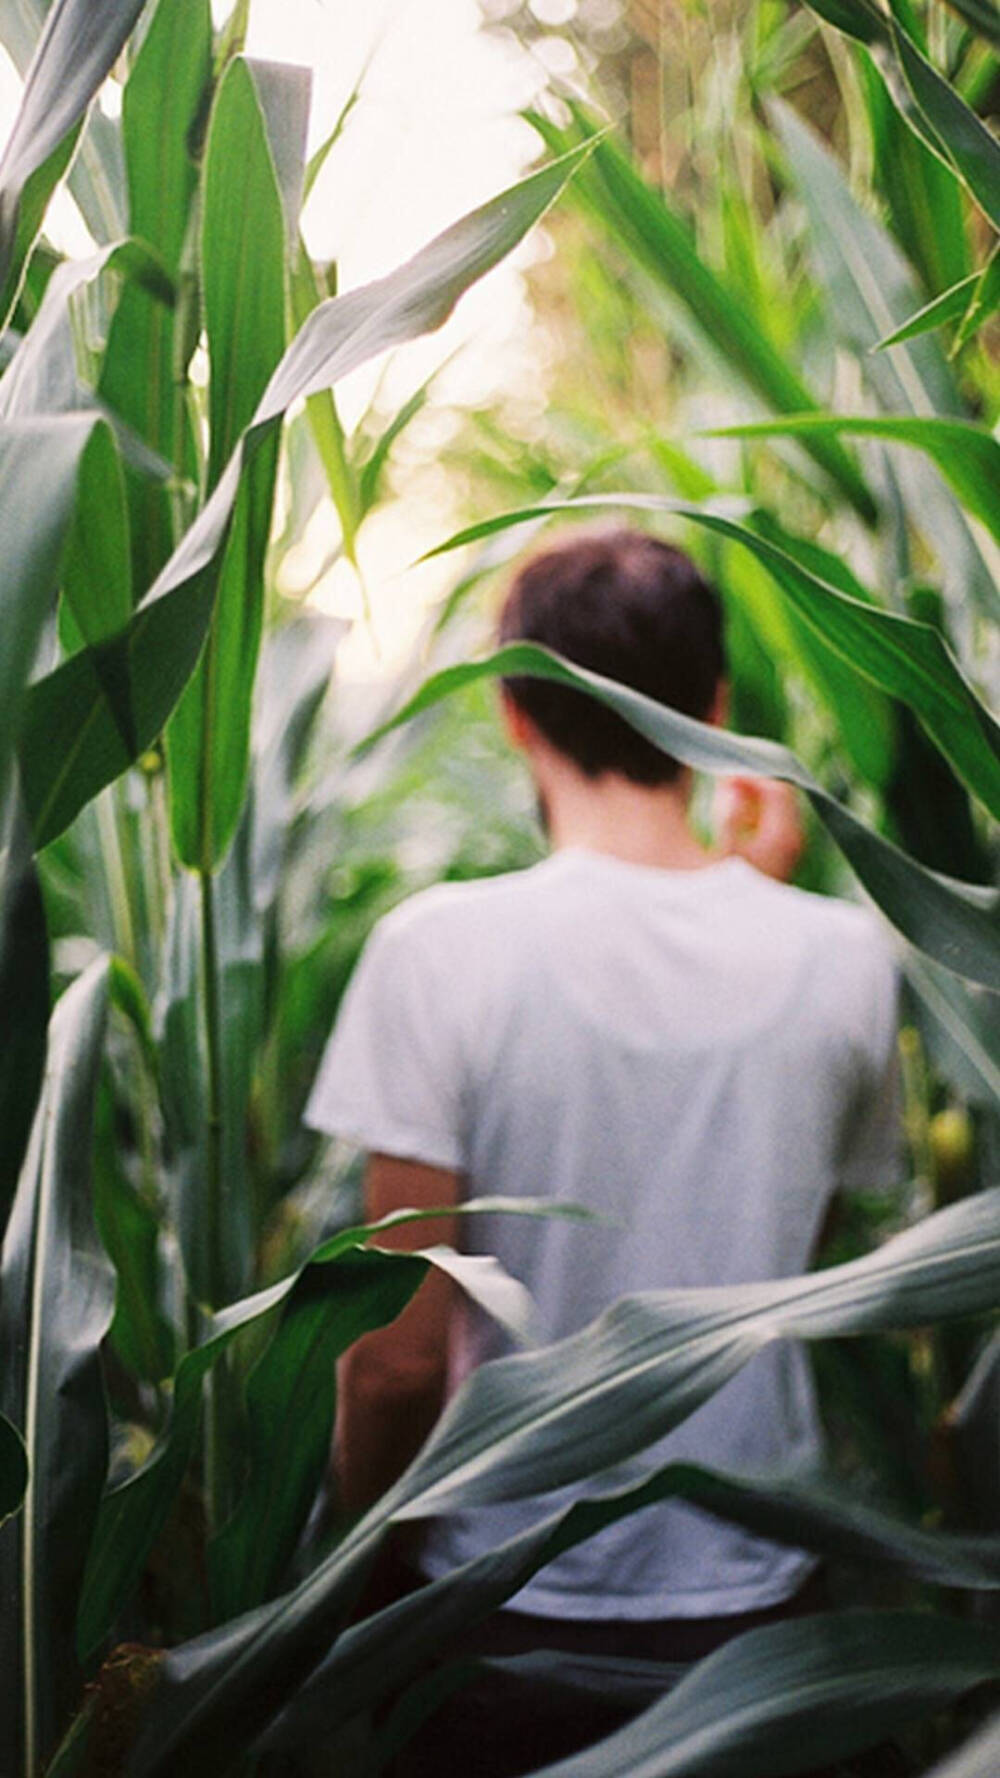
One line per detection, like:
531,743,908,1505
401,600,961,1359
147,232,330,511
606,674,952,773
305,528,903,1777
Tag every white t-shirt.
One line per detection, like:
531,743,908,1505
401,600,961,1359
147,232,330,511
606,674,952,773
306,848,902,1620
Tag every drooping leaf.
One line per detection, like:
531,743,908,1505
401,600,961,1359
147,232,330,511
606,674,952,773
0,239,174,424
0,413,100,793
0,959,112,1778
0,790,48,1233
361,625,1000,990
520,1612,1000,1778
904,952,1000,1106
0,0,145,322
435,496,1000,811
526,106,877,524
124,1192,1000,1774
256,1459,1000,1760
20,141,599,849
0,0,128,247
79,1204,563,1658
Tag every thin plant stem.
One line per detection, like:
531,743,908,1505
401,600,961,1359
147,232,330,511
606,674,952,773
199,864,230,1532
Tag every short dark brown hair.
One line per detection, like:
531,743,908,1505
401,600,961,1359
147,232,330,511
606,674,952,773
497,527,725,785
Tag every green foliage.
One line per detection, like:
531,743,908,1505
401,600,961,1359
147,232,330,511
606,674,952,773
0,0,998,1775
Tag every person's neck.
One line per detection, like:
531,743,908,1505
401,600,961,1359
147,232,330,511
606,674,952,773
541,769,715,872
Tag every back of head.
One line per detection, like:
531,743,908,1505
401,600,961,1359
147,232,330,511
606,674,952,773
497,527,725,785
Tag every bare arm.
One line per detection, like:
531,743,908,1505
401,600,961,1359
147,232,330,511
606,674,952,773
335,1154,460,1516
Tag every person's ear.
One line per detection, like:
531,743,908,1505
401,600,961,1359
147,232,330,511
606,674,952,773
706,679,729,728
499,687,536,752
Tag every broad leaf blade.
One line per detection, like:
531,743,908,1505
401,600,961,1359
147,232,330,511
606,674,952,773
523,1612,1000,1778
0,790,48,1232
256,1462,1000,1759
124,1193,1000,1775
0,413,99,793
0,0,145,319
0,959,113,1777
167,56,287,871
20,142,598,848
98,0,213,594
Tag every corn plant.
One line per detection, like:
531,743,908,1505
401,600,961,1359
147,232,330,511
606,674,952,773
1,2,999,1777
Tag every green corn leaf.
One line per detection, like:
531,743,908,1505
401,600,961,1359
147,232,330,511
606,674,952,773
0,413,101,795
730,517,896,790
858,43,970,307
0,238,174,424
0,0,128,247
952,247,1000,353
98,0,213,594
0,0,145,323
358,380,432,515
92,1082,176,1387
289,243,361,565
79,1202,563,1658
124,1192,1000,1775
0,959,112,1778
710,415,1000,549
874,271,982,348
889,15,1000,232
0,792,48,1234
248,60,312,246
0,133,78,331
18,141,598,851
520,1613,1000,1778
358,623,1000,991
904,952,1000,1106
526,107,877,525
61,421,133,650
166,57,288,873
258,1460,1000,1760
0,1414,28,1531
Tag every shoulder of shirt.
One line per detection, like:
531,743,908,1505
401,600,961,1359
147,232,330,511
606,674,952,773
367,866,545,949
738,868,896,969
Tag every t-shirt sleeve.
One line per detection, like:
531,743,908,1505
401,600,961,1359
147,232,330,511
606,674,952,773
303,911,466,1171
836,932,905,1193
